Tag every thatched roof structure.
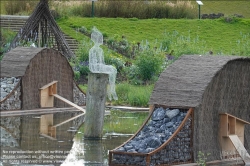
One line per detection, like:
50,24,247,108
149,55,244,108
1,47,44,77
8,0,74,60
1,47,75,109
149,55,250,162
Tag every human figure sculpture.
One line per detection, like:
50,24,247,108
89,27,118,100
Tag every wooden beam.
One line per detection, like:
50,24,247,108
229,135,250,165
52,112,85,128
0,107,84,117
39,81,58,90
53,94,85,113
40,81,57,107
219,113,250,125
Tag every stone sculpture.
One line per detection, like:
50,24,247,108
89,27,118,100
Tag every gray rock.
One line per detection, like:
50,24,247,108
166,109,180,119
7,80,14,84
146,136,161,149
127,149,137,153
1,92,8,98
113,107,192,165
152,107,165,121
138,148,147,153
145,148,154,153
1,84,7,88
165,122,174,127
117,147,126,152
134,156,144,162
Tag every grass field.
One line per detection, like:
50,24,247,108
200,1,250,18
57,17,250,56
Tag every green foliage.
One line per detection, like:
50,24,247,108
57,17,250,56
135,50,164,82
79,65,90,76
79,83,153,107
76,40,93,62
201,1,250,18
74,71,80,81
104,52,125,73
0,28,16,60
112,83,154,107
78,84,88,93
219,15,241,24
196,151,210,166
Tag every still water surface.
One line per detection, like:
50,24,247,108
0,112,133,166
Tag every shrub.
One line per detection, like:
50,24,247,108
0,28,16,60
135,49,165,83
104,52,125,73
74,71,80,81
113,83,154,107
76,40,92,62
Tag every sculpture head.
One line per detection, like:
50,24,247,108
91,27,103,46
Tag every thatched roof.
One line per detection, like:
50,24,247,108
8,0,74,60
1,47,45,77
149,55,248,108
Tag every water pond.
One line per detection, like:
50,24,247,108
0,111,148,166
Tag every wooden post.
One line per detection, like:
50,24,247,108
84,73,108,138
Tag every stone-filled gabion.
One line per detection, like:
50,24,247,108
111,107,192,165
149,117,192,165
0,127,19,147
0,117,21,147
0,77,21,110
0,77,20,100
73,83,86,106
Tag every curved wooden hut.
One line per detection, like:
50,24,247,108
109,55,250,166
0,47,85,111
149,55,250,163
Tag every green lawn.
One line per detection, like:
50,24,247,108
200,1,250,18
57,17,250,56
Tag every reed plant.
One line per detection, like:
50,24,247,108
51,1,196,19
2,0,37,15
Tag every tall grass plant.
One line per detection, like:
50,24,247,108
113,83,154,107
2,0,37,15
51,1,196,19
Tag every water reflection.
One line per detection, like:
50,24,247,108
62,133,132,166
1,112,132,166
